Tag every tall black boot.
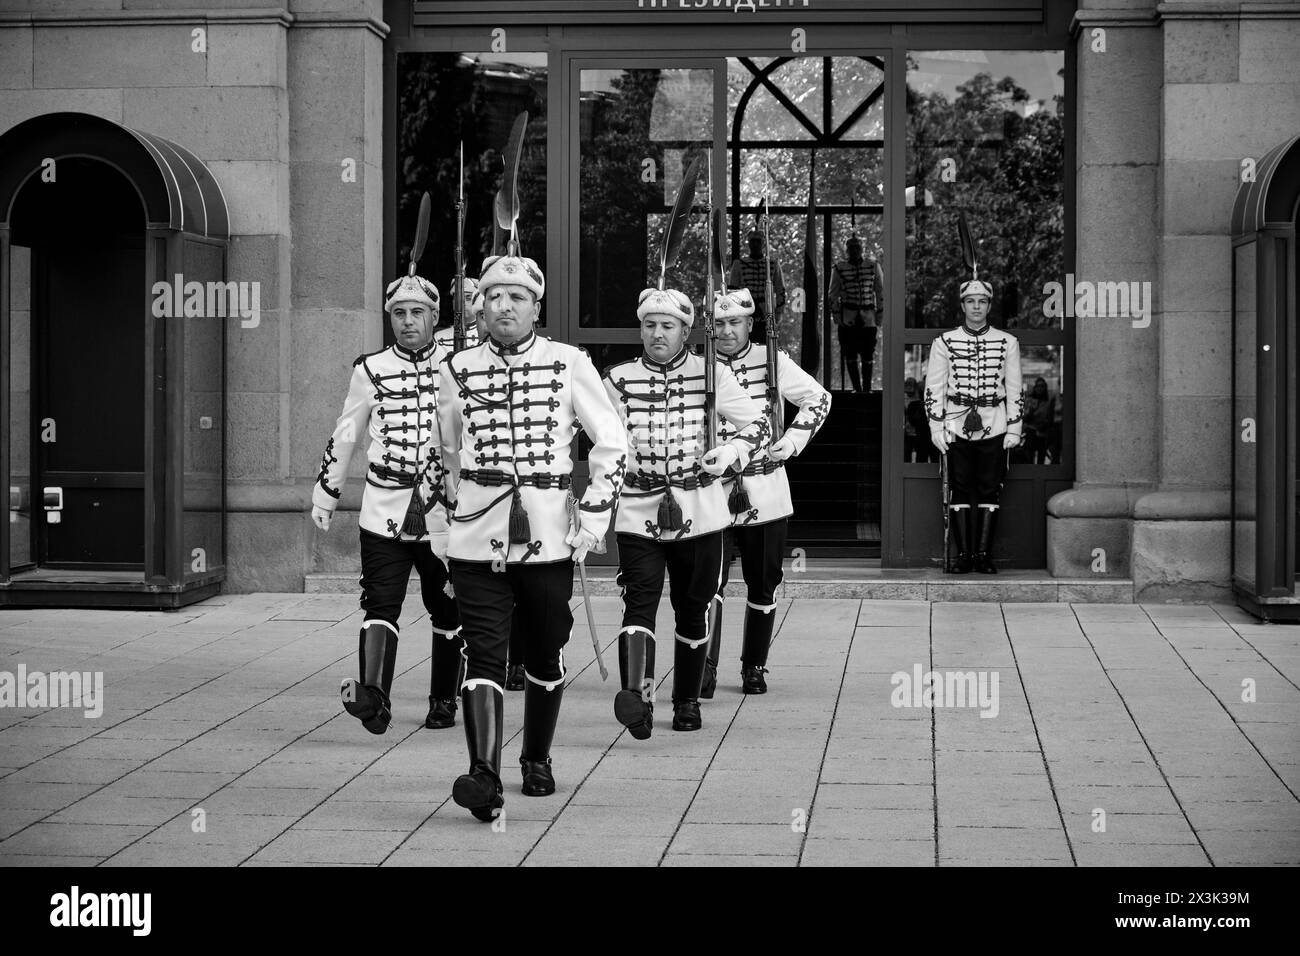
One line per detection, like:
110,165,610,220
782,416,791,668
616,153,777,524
700,596,723,699
741,604,776,694
974,507,998,574
614,629,655,740
341,621,398,734
425,628,464,730
452,683,504,822
520,679,564,797
947,507,973,574
671,635,709,731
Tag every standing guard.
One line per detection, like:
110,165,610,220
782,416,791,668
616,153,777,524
924,216,1023,574
828,227,885,393
726,226,785,339
706,287,831,695
310,194,463,734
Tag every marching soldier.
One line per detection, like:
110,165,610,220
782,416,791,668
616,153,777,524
311,262,464,735
925,268,1023,574
603,287,769,738
828,232,885,393
704,288,831,696
435,281,529,690
438,252,627,822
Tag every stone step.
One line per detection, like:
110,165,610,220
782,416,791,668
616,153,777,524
304,568,1133,603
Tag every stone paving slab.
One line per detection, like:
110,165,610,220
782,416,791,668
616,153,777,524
0,595,1297,866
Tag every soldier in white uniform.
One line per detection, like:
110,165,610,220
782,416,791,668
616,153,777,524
924,275,1023,574
703,288,831,696
311,272,462,734
603,288,769,738
438,253,627,822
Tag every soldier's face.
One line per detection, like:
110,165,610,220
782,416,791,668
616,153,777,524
484,284,539,343
715,313,753,355
641,314,689,363
390,302,434,349
961,295,990,324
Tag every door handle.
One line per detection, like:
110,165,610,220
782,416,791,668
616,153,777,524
43,486,63,524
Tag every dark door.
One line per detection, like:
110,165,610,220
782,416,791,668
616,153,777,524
28,161,145,569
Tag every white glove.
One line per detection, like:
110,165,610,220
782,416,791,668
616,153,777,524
311,505,332,532
930,428,949,456
429,531,450,566
1003,433,1021,450
565,527,600,564
768,436,797,462
699,443,740,476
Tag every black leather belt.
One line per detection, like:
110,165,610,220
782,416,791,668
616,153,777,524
740,458,785,477
952,392,1001,408
461,468,571,490
624,471,718,492
368,463,417,487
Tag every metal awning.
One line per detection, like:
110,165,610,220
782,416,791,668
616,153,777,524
0,111,229,239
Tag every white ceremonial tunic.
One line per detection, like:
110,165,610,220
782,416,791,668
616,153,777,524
312,341,453,548
438,332,627,564
604,348,769,542
717,343,832,527
923,323,1024,443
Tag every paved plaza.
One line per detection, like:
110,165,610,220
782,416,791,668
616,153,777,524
0,594,1297,866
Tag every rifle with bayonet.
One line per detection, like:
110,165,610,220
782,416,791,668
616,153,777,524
702,159,718,451
453,141,467,352
761,181,784,441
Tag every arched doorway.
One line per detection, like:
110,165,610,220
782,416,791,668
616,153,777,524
0,112,230,608
1231,131,1300,621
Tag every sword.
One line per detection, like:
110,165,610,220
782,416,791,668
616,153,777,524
567,491,608,681
940,449,950,573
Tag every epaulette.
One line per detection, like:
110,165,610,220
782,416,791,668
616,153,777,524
353,346,386,368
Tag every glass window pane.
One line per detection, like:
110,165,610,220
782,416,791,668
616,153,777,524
579,68,713,329
770,59,824,135
831,57,885,139
396,52,548,331
1233,241,1257,587
905,50,1065,330
8,244,32,569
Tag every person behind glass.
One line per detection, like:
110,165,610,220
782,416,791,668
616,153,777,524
437,253,627,822
603,288,768,737
828,233,885,393
310,271,462,734
903,376,935,463
1022,377,1054,465
726,228,785,340
924,274,1023,574
704,288,831,696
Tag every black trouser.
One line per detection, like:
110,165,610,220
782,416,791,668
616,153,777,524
359,530,458,632
449,559,574,688
948,435,1008,507
616,532,724,643
837,320,876,390
718,519,788,610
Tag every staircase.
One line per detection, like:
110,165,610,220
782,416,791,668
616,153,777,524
785,390,881,557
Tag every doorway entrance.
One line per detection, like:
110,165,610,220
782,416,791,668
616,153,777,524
567,55,888,557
